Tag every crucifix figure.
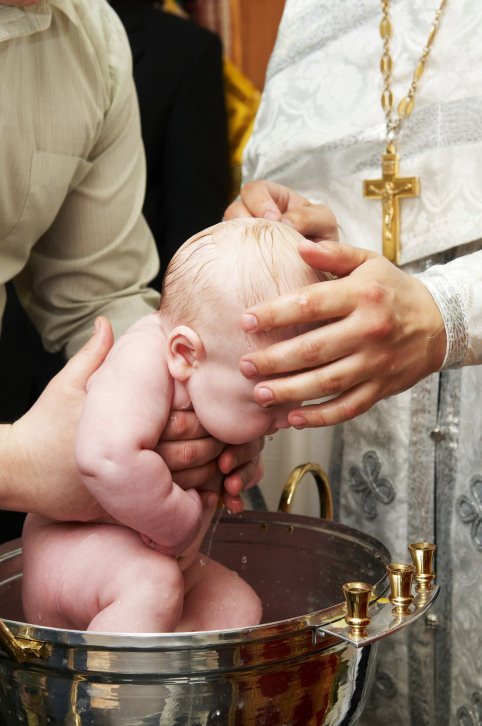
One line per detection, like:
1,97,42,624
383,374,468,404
363,144,420,264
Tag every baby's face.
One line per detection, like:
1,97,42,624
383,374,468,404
186,337,300,445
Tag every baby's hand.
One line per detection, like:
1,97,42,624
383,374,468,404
196,482,243,514
221,492,244,514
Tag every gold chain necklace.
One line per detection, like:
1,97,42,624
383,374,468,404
363,0,447,264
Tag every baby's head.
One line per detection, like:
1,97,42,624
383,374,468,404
161,218,328,329
160,218,330,444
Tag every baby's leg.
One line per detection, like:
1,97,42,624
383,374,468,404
177,554,262,632
22,516,184,633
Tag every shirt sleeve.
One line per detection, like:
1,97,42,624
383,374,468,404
415,249,482,368
15,4,160,359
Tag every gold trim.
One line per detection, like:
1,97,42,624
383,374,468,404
277,463,333,520
0,620,51,663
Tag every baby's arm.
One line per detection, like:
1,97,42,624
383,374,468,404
76,313,202,555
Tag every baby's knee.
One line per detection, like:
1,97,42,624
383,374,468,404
229,575,263,627
149,554,184,594
125,550,184,605
181,558,263,631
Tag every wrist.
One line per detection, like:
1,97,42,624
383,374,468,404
0,423,29,512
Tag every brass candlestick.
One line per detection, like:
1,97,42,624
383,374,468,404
408,542,436,607
342,582,374,638
387,563,415,615
408,542,436,591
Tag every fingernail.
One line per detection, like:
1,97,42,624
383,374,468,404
204,492,219,509
255,387,274,405
290,415,307,429
93,317,101,335
264,209,280,220
281,216,295,228
240,360,258,378
241,313,258,332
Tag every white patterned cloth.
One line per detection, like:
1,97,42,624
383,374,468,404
244,1,482,724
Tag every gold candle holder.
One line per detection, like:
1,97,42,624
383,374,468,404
387,563,415,615
408,542,436,591
342,582,374,637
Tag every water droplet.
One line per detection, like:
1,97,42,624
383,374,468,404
204,505,224,556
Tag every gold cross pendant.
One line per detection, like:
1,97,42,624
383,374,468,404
363,145,420,265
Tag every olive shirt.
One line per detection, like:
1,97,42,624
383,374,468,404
0,0,160,359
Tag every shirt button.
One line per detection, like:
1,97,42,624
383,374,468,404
429,427,445,443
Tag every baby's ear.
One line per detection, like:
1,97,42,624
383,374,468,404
167,326,205,381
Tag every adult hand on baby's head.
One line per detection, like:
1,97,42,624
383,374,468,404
226,180,446,427
5,317,114,521
238,241,447,427
224,180,338,243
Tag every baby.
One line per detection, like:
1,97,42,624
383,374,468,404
22,218,330,634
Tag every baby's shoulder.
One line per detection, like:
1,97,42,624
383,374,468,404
122,312,167,344
97,313,168,376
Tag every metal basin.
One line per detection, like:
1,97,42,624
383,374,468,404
0,465,438,725
0,509,393,725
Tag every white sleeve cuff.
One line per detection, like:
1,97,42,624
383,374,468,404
414,271,468,369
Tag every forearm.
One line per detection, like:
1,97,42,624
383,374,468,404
0,317,114,521
415,249,482,367
76,317,203,553
79,449,203,556
0,414,101,522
